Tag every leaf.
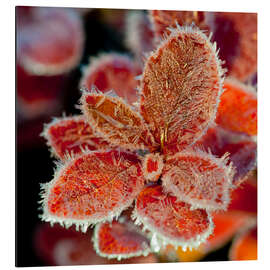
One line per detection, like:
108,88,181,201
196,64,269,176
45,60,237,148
150,10,208,38
80,53,141,104
140,25,225,152
159,211,252,262
162,149,235,211
132,185,213,250
81,92,157,151
17,7,84,75
195,126,257,185
41,115,110,160
92,218,151,260
229,221,257,260
207,12,257,80
39,150,145,232
216,78,257,136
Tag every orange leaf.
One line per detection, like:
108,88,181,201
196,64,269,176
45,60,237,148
140,26,225,152
39,150,145,232
132,185,213,250
81,92,157,151
229,222,257,260
93,219,151,260
216,78,257,136
42,115,110,160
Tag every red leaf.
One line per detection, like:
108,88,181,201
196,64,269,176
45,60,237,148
40,150,145,232
42,115,110,160
17,7,84,75
162,149,235,211
216,78,257,136
93,218,151,260
81,91,157,151
80,54,141,104
140,26,225,152
132,185,213,250
207,12,257,81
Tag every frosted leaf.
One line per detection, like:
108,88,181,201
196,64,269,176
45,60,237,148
162,149,235,211
92,218,151,260
41,115,110,160
140,25,225,152
81,91,158,151
132,185,213,249
39,150,145,232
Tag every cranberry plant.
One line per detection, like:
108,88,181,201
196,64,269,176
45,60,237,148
39,10,257,261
